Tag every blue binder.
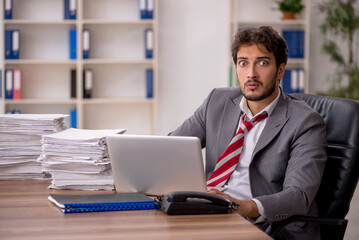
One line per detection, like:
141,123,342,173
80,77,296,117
69,29,77,59
283,31,294,58
297,30,305,58
12,30,20,59
139,0,146,19
64,0,76,20
283,30,304,59
82,29,90,59
4,0,12,19
282,69,292,94
5,30,13,59
146,68,153,98
70,109,77,128
146,0,154,19
5,69,13,99
49,192,158,213
298,68,305,93
144,29,153,59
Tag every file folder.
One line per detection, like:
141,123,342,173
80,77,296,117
71,69,76,98
282,69,292,94
70,109,77,128
64,0,77,20
139,0,146,19
297,30,305,59
12,30,20,59
283,30,304,59
48,192,157,213
69,29,77,59
4,0,12,19
5,69,13,99
146,0,154,19
5,30,12,59
298,69,305,93
83,69,93,99
83,29,90,59
144,29,153,59
13,68,21,99
146,68,153,98
291,69,298,93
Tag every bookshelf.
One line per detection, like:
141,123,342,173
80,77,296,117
1,0,158,134
229,0,310,93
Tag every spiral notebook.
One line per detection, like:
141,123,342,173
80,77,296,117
48,192,157,213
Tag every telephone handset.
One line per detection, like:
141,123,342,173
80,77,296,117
159,191,234,215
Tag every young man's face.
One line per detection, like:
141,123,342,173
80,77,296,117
236,44,285,103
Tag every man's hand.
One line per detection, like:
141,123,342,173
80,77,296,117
208,189,260,219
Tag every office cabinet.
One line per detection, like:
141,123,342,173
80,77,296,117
1,0,158,134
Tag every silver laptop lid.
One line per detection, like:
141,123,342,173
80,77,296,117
107,135,206,195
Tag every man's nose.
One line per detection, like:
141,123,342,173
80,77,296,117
247,65,258,79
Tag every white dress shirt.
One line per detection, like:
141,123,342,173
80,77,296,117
223,90,281,221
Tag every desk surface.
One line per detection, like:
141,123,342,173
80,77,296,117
0,180,272,240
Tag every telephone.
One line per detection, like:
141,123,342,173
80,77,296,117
158,191,234,215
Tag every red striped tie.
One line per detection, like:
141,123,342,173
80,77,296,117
207,112,268,189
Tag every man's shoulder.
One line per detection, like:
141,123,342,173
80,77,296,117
282,93,324,119
209,87,242,99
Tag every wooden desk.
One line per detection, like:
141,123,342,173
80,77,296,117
0,180,272,240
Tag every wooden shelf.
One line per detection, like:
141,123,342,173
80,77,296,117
3,19,77,25
82,19,155,25
233,19,306,26
82,98,155,104
5,59,76,65
82,59,154,65
5,99,77,105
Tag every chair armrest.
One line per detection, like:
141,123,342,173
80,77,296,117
268,215,347,238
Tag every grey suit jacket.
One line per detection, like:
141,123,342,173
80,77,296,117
170,87,327,239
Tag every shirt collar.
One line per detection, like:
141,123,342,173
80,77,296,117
239,88,281,120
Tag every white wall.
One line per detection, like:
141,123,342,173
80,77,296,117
157,0,230,135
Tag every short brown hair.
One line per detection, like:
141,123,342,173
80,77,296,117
231,26,288,68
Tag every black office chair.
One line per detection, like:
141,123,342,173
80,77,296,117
268,93,359,240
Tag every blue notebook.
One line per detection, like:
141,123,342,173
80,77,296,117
48,192,157,213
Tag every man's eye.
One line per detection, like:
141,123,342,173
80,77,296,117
238,61,246,67
259,60,268,66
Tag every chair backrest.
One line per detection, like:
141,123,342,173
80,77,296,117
290,93,359,219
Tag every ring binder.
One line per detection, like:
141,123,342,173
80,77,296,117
4,0,13,19
48,192,158,213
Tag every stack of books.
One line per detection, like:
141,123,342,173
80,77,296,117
39,128,126,190
0,114,68,180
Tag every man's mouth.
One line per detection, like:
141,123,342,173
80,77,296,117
245,80,262,90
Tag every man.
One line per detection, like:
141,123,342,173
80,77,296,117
170,26,327,239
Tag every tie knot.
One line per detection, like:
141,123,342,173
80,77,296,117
241,112,268,132
251,112,269,123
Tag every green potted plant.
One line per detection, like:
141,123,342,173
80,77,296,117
318,0,359,100
276,0,304,19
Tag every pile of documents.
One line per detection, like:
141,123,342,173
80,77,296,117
39,128,126,190
0,114,68,180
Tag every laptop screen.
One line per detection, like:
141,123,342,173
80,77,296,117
107,135,206,196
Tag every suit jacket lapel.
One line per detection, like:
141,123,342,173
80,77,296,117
252,93,290,158
216,95,242,158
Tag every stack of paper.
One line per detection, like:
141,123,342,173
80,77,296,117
39,128,126,190
0,114,68,180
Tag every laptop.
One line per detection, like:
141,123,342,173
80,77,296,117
107,134,207,196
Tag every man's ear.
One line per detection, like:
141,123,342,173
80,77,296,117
277,63,286,80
